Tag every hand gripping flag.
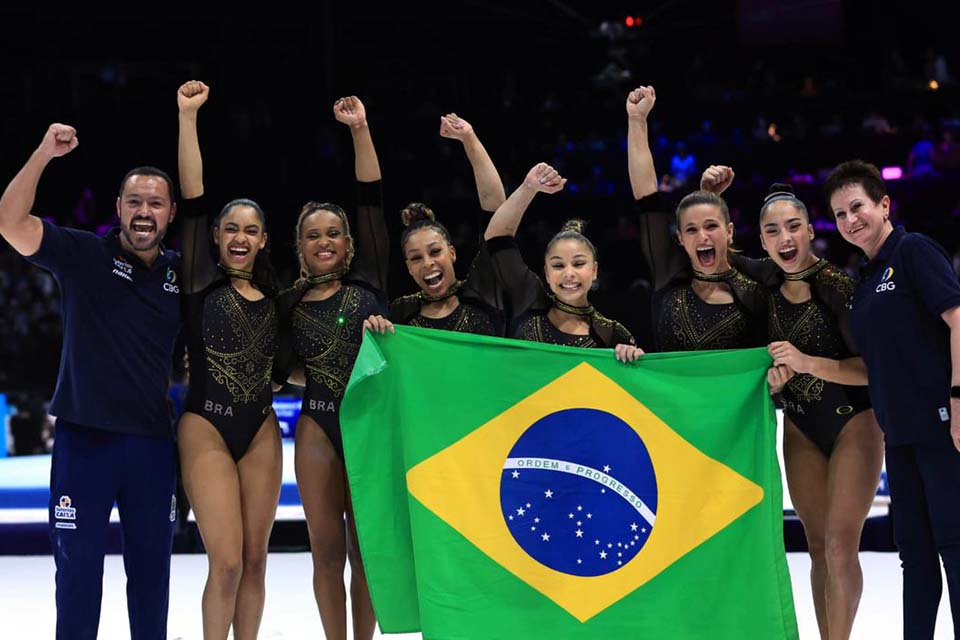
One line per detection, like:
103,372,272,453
341,327,798,639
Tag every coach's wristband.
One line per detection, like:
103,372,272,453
951,386,960,399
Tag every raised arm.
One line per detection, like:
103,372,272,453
178,81,208,199
626,87,688,291
0,124,79,255
484,164,565,321
335,96,381,183
483,163,565,240
439,114,506,212
701,164,781,286
626,86,658,199
334,96,389,292
177,80,217,294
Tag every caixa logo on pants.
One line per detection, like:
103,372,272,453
163,267,180,294
55,495,77,530
875,267,896,293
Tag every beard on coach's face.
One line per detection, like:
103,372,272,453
116,175,175,254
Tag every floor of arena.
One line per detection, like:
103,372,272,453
0,552,952,638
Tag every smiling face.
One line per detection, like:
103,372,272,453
759,200,816,273
829,183,891,258
677,203,734,273
544,238,597,306
404,227,457,297
214,205,266,272
116,175,176,255
298,208,352,276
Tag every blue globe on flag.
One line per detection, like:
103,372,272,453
499,408,658,577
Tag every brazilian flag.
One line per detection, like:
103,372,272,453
342,327,798,639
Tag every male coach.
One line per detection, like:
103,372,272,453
0,124,180,639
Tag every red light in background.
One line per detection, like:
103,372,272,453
635,16,643,27
625,16,635,27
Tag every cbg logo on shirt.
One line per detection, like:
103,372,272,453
875,267,896,293
163,267,180,294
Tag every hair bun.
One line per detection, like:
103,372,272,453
401,202,435,227
560,218,587,235
764,183,795,202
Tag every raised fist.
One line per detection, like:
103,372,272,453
177,80,209,114
524,163,567,195
700,165,735,195
439,113,474,140
626,86,656,120
334,96,367,128
38,124,79,160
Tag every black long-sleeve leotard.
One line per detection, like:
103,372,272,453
279,180,388,460
733,256,872,454
180,196,279,461
487,235,635,348
636,192,767,352
389,228,504,336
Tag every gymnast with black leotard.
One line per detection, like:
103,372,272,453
175,80,284,640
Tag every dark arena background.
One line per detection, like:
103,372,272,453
1,2,959,637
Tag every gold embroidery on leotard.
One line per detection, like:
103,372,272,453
292,286,366,399
204,287,277,404
670,287,746,350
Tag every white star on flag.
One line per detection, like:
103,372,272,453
600,551,607,559
631,523,638,531
587,513,593,519
541,533,550,542
575,529,583,538
534,517,540,523
603,465,611,473
511,471,519,479
544,489,553,498
517,507,525,516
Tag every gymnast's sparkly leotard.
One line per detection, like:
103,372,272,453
280,181,388,460
180,196,279,461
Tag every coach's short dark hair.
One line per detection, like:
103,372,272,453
119,166,177,202
823,160,886,205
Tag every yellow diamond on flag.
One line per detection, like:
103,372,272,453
407,361,764,622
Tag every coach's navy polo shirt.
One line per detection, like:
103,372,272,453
850,226,960,445
25,220,181,439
